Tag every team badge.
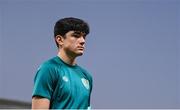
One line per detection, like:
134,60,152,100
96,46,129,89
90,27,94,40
81,78,89,90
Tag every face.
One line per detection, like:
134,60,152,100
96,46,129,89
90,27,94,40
58,31,86,57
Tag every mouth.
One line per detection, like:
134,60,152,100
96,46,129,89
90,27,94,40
77,47,84,50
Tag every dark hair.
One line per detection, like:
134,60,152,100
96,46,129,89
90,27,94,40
54,17,90,47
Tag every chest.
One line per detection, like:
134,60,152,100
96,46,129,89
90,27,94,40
54,68,90,102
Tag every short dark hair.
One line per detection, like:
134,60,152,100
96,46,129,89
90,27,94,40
54,17,90,47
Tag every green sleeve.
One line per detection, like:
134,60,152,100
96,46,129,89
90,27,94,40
89,74,93,106
32,64,57,100
81,67,93,107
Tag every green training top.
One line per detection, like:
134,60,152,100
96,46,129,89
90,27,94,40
32,56,93,109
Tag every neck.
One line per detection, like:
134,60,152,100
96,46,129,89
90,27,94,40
57,49,76,66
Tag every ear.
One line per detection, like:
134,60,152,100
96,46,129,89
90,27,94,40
55,35,64,47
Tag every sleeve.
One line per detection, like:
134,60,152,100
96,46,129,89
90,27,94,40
86,71,93,107
32,64,56,100
89,74,93,107
89,74,93,93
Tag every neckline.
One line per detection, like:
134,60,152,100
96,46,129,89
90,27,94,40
56,56,78,68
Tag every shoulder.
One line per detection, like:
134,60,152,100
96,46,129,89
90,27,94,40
38,56,62,71
35,56,62,80
41,56,60,67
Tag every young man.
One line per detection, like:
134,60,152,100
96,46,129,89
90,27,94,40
32,17,93,109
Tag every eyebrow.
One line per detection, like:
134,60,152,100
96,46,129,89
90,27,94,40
73,31,86,36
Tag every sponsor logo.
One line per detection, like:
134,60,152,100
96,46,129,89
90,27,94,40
62,76,69,82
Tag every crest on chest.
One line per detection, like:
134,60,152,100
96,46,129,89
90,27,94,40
81,78,90,90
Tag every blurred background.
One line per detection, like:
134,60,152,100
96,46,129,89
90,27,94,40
0,0,180,109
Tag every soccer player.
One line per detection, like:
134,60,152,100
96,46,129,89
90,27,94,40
32,17,93,109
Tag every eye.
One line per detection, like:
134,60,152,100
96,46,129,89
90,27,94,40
72,31,86,39
83,35,86,39
72,34,81,38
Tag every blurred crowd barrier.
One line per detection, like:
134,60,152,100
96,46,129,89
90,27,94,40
0,98,31,109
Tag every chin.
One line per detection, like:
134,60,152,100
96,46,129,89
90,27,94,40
75,50,84,56
75,51,84,56
77,53,83,56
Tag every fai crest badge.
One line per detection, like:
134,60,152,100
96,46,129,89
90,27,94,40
81,78,90,90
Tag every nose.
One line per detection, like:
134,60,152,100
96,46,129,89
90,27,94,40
79,36,85,45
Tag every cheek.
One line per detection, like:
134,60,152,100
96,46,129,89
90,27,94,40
64,40,76,49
